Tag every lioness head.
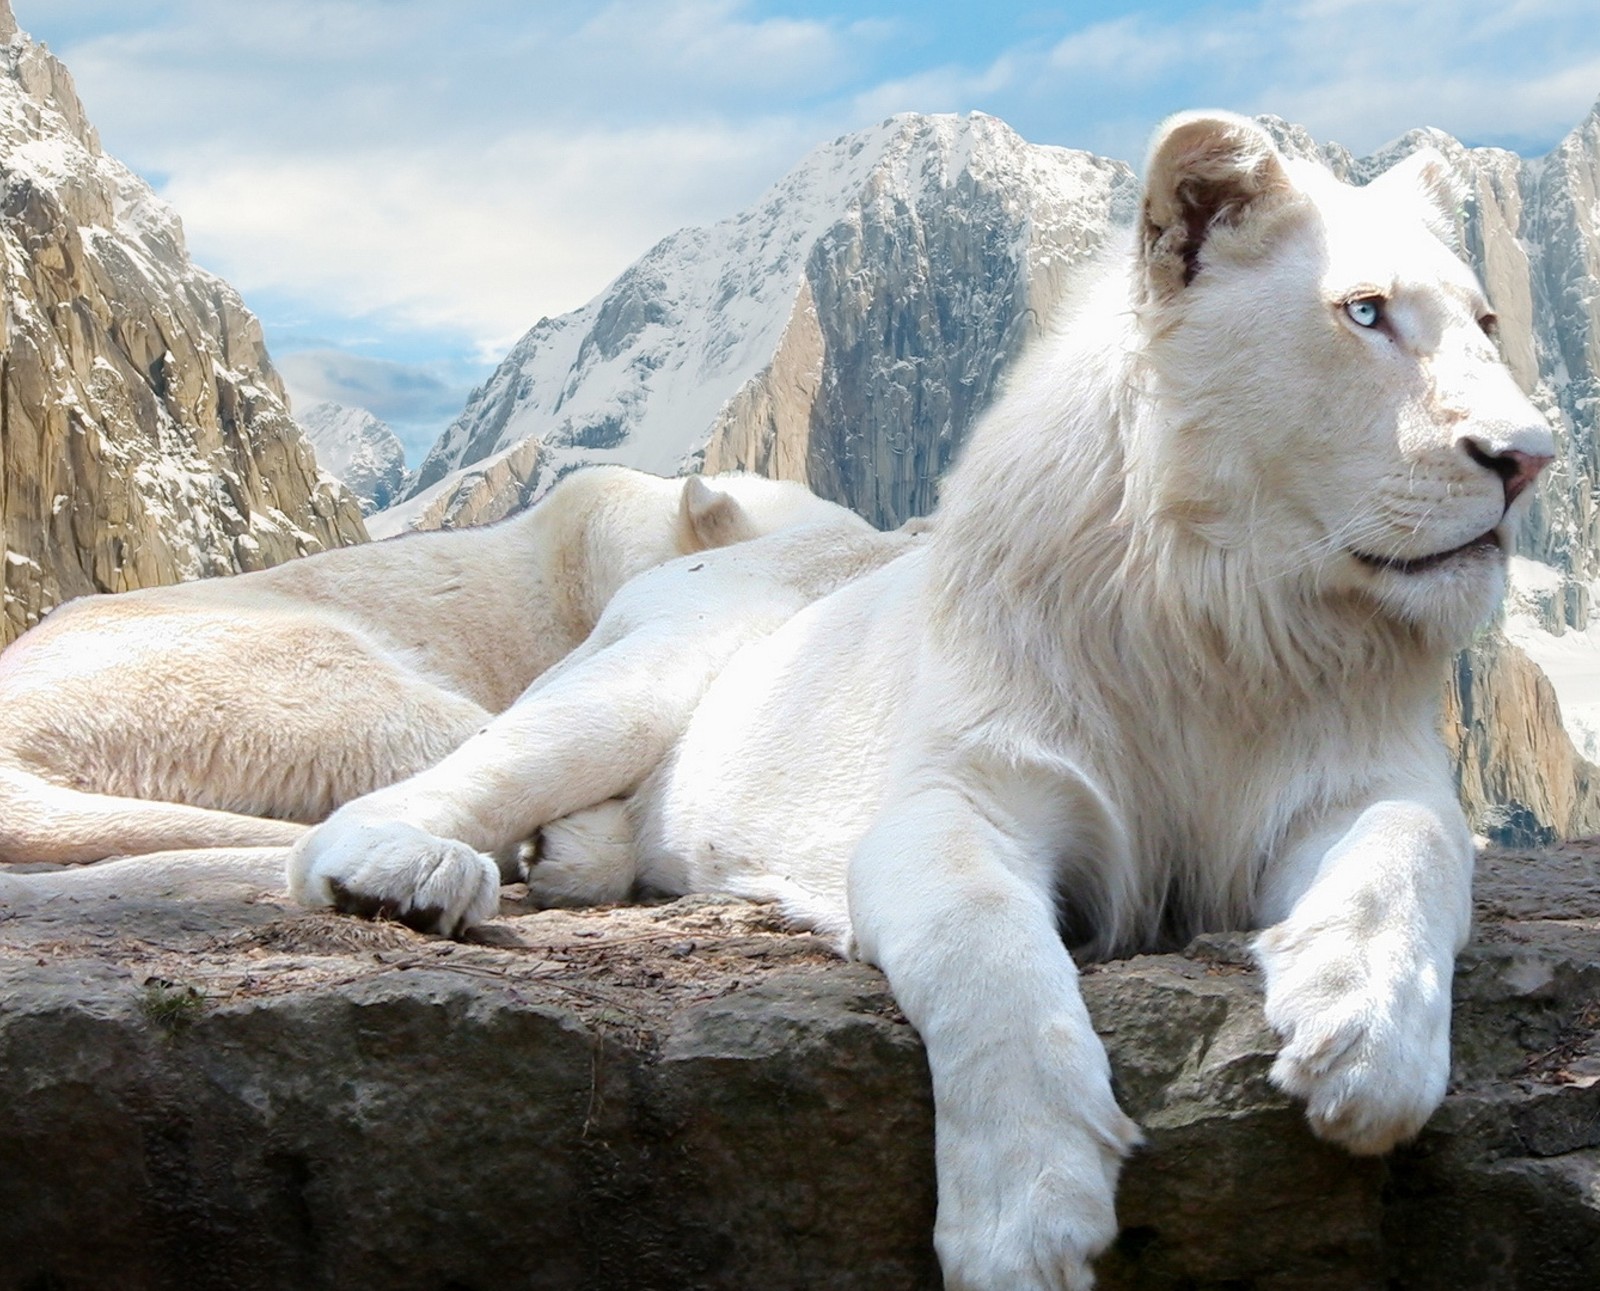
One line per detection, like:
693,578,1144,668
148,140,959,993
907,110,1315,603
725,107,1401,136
676,473,872,552
1135,111,1554,643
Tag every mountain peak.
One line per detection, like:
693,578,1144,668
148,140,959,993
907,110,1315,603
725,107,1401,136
0,9,366,641
403,112,1138,518
299,403,411,516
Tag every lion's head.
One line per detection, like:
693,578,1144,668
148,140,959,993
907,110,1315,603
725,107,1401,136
1134,112,1553,645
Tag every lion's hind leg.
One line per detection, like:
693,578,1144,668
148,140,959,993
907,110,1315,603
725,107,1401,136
524,799,637,907
0,845,288,906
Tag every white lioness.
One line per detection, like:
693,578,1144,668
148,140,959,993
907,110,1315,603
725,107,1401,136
291,113,1553,1290
0,466,865,866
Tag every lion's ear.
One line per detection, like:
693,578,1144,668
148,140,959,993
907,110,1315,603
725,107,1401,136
678,475,759,551
1371,146,1463,248
1140,111,1291,297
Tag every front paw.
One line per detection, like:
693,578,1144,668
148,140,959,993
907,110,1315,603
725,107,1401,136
288,818,500,938
935,1088,1141,1291
1255,921,1451,1154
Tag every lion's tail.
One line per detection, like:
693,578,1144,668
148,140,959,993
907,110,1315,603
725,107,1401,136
0,760,307,866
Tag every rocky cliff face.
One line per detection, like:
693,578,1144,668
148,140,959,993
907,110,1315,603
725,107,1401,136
366,437,546,539
1445,631,1600,844
403,113,1138,529
297,401,410,515
0,4,367,647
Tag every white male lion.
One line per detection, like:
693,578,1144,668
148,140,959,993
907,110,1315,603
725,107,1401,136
290,113,1554,1290
0,466,866,866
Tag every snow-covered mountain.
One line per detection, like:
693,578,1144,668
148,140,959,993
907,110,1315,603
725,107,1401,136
297,402,410,514
400,113,1138,530
0,2,366,645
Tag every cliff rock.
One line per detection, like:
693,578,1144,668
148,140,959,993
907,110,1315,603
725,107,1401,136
1446,629,1600,844
0,4,367,647
366,437,547,538
0,842,1595,1289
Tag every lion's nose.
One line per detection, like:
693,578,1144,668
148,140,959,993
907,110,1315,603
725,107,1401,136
1463,440,1553,508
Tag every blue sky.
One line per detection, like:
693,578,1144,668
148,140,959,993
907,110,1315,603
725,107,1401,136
16,0,1600,460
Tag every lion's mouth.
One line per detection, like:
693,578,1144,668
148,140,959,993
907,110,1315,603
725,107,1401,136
1349,530,1503,576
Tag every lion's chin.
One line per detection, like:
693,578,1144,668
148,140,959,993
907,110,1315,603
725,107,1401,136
1347,529,1503,577
1343,528,1508,642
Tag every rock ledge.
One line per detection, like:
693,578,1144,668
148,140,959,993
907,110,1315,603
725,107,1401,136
0,846,1596,1290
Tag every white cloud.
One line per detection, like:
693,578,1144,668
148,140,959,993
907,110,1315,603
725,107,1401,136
159,118,817,355
278,349,464,419
1046,16,1209,86
572,0,859,96
29,0,880,360
18,0,1600,453
851,2,1597,171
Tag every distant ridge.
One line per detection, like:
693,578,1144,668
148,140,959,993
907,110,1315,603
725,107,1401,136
298,402,411,515
401,112,1138,530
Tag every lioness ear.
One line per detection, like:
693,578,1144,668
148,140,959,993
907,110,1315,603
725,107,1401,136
679,475,759,551
1371,146,1463,247
1141,111,1291,297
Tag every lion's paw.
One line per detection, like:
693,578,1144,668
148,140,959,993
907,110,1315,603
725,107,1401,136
288,817,500,938
934,1088,1140,1291
525,800,636,908
1255,921,1450,1155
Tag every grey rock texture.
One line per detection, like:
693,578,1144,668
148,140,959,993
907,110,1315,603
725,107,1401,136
366,437,548,538
1446,630,1600,843
0,3,367,647
0,844,1594,1290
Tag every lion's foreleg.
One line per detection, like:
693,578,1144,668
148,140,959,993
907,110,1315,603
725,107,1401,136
287,625,735,933
1253,789,1473,1155
847,779,1141,1291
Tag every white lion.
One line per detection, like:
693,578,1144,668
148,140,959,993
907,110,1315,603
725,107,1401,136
0,466,865,866
291,112,1553,1290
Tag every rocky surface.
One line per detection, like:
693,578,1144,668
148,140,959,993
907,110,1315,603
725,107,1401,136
0,3,367,647
366,437,547,538
0,843,1595,1290
296,402,410,515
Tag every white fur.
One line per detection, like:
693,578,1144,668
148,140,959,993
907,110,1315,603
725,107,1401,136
0,466,858,865
293,114,1554,1289
287,520,919,932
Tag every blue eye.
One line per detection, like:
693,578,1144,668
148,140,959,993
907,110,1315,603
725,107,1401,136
1345,298,1383,329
